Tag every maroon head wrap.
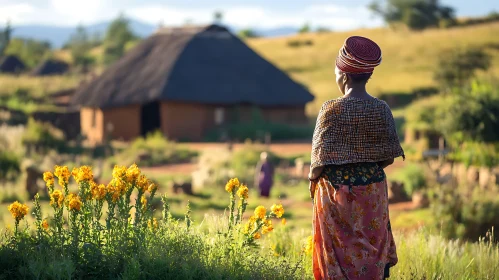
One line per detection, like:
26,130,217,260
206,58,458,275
335,36,382,74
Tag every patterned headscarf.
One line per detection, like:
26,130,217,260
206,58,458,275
335,36,382,74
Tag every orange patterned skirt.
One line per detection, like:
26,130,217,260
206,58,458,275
312,173,398,279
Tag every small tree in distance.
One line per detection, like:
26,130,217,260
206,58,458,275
434,47,491,92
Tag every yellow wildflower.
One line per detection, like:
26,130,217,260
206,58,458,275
148,182,158,193
92,183,107,200
50,190,64,208
305,236,313,255
225,178,240,192
141,195,148,211
126,163,141,183
262,219,273,234
112,165,127,179
253,232,261,239
54,165,70,186
271,203,285,218
73,166,93,183
281,218,287,225
136,174,149,193
148,218,159,230
106,180,121,203
254,206,266,220
43,171,54,187
42,219,49,230
7,201,29,221
244,215,257,233
68,194,82,212
236,184,249,199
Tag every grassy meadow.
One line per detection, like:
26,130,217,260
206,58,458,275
248,22,499,115
1,22,499,279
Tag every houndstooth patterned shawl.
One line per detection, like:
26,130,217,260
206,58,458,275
310,96,405,170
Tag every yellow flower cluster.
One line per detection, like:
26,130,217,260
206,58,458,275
148,182,158,193
225,178,240,192
90,182,107,200
67,194,82,211
54,165,70,186
253,232,261,239
262,219,273,234
126,163,141,183
50,190,65,208
42,219,49,230
254,206,266,220
43,171,54,187
236,184,249,199
8,201,29,221
305,236,313,255
271,203,284,218
148,218,159,230
112,165,127,179
106,179,125,202
136,174,149,193
244,216,257,233
72,166,93,183
141,195,148,211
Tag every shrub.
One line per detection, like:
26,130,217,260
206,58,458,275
115,131,198,167
430,184,499,241
0,164,303,279
0,151,20,182
21,118,65,151
391,163,426,197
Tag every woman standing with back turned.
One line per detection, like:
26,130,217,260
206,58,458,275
308,36,405,279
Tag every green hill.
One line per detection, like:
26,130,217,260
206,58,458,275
247,22,499,115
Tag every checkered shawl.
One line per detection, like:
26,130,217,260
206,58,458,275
310,96,405,171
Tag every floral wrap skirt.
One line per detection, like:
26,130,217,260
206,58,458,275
311,163,398,280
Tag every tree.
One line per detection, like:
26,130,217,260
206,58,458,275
298,23,311,33
213,11,223,24
68,24,94,72
103,13,137,65
434,47,491,91
0,20,12,56
436,79,499,145
368,0,456,30
5,38,51,68
238,29,259,39
316,26,332,33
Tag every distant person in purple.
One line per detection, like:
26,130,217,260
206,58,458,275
255,152,274,197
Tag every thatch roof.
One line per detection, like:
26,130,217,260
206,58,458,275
71,24,314,109
0,55,25,73
30,59,69,76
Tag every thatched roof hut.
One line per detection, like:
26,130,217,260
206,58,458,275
0,55,25,74
30,59,69,76
71,24,314,143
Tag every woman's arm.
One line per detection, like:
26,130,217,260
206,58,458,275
308,166,324,181
377,158,394,169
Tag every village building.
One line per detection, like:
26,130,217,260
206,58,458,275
0,55,25,74
70,24,314,143
30,59,70,76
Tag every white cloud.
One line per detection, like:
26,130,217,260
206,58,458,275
0,3,36,24
0,1,383,31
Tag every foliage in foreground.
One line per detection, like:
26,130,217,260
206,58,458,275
0,164,306,279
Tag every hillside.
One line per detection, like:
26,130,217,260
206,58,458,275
247,22,499,115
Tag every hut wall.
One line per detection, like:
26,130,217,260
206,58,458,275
160,102,209,141
103,105,141,141
81,108,104,144
262,106,308,124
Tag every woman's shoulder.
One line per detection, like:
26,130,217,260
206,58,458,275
319,96,389,112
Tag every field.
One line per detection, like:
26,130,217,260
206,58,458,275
248,22,499,116
1,22,499,278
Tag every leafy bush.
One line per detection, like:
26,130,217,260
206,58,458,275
434,47,491,90
0,165,303,279
430,184,499,241
449,142,499,168
391,164,426,197
115,131,198,167
0,151,20,182
21,118,65,151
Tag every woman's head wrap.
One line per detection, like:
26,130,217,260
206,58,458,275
335,36,382,74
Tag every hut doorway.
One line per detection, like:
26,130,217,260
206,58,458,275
140,101,161,136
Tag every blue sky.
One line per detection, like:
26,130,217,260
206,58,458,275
1,0,497,30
